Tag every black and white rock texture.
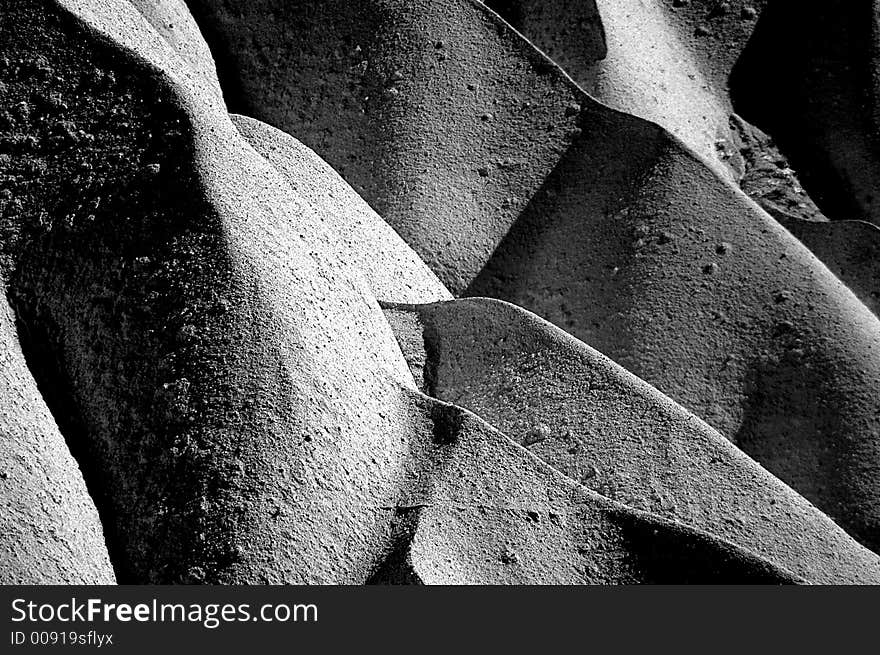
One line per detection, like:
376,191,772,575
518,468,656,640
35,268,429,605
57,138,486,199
1,0,880,584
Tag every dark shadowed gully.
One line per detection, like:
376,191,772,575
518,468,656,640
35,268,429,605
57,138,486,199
0,0,879,584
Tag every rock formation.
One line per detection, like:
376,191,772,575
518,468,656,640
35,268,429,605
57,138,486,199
1,0,879,584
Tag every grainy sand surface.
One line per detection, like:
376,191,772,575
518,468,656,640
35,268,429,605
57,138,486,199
1,0,880,584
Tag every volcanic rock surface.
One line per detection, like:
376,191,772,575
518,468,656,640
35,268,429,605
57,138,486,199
1,0,880,584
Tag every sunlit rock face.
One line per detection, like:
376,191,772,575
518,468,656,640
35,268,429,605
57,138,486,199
1,0,879,584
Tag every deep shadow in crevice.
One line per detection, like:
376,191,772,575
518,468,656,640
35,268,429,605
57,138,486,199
730,0,880,222
180,1,250,115
484,0,526,27
9,298,125,581
365,509,424,585
429,401,464,446
613,510,802,584
420,317,441,399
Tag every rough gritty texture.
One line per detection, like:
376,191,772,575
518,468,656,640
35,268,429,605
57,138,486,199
187,0,880,554
771,212,880,319
232,114,451,306
384,298,880,584
0,297,115,584
2,0,880,585
185,0,589,294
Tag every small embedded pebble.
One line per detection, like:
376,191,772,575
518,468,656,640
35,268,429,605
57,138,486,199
523,423,550,446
